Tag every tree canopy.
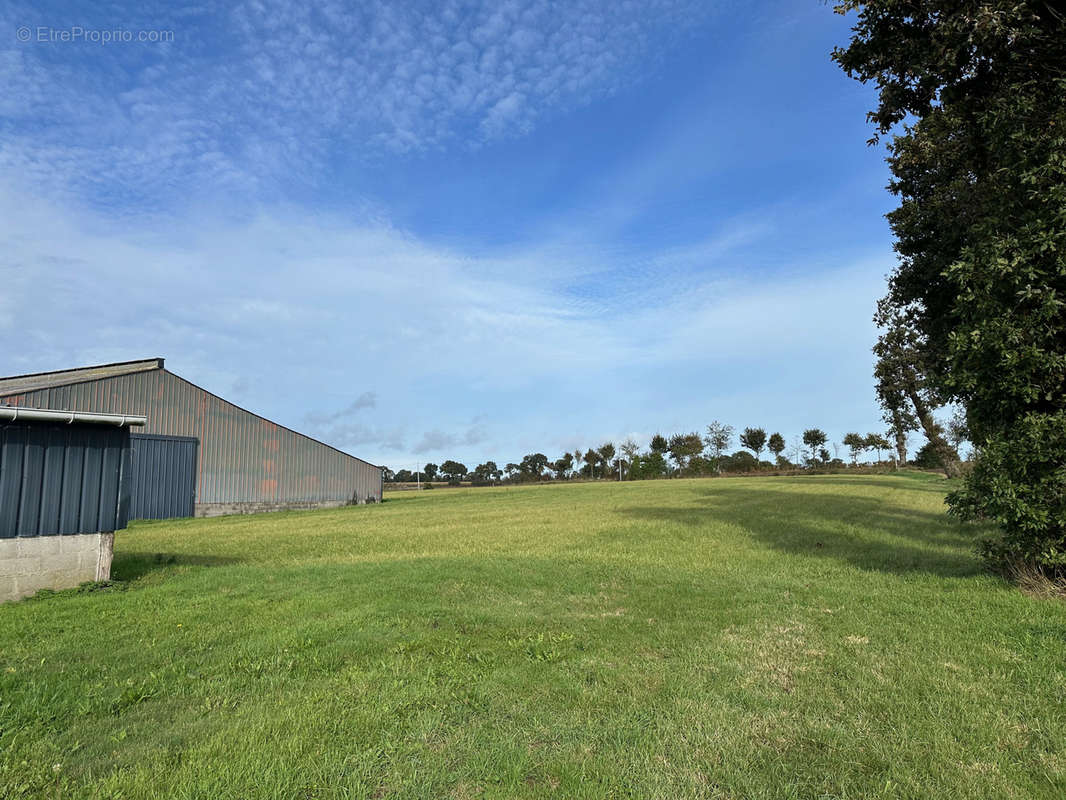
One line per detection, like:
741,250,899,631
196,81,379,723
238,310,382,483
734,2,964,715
834,0,1066,575
704,421,734,473
802,429,828,464
767,432,786,462
739,427,767,463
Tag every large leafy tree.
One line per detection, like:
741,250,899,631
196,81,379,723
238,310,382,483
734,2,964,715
842,432,866,464
472,461,501,485
597,442,617,478
767,432,786,464
667,433,704,474
739,427,767,465
584,448,600,479
802,429,828,465
551,453,574,480
864,433,891,462
439,460,468,482
519,453,549,481
835,1,1066,576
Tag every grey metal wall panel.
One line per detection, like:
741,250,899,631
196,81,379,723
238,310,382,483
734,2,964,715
0,422,130,537
3,368,381,505
130,434,197,519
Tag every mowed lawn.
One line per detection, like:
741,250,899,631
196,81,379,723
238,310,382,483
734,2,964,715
2,474,1065,799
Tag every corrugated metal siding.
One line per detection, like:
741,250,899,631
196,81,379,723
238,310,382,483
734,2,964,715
130,434,198,519
4,369,381,504
0,421,131,537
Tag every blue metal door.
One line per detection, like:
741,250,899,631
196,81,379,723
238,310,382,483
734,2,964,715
129,434,198,520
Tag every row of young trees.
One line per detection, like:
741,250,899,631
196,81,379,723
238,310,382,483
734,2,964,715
384,422,924,485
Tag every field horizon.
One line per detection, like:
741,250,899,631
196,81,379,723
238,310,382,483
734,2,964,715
3,472,1064,798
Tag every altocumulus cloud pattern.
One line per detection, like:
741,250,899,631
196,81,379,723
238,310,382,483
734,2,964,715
1,0,708,204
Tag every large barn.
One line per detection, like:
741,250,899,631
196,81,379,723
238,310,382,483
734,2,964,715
0,359,382,518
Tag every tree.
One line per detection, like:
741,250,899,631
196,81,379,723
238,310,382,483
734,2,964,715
668,433,704,474
872,306,960,476
423,463,439,481
768,432,786,463
947,409,970,459
630,451,668,480
722,450,758,473
381,467,395,482
504,463,520,481
571,450,583,479
704,421,734,474
649,434,669,455
618,439,640,479
913,440,961,471
886,410,910,464
551,453,574,480
739,427,767,466
519,453,549,481
802,429,828,465
472,461,501,485
394,469,414,483
583,448,599,479
439,460,468,483
597,442,617,478
834,2,1066,576
842,432,866,464
864,433,891,462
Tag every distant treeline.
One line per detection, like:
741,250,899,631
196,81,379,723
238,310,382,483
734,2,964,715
384,422,958,485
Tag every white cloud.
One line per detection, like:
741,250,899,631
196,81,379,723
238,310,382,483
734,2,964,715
0,187,886,467
0,0,712,205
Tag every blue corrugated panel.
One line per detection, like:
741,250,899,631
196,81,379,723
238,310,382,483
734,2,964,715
130,433,197,519
0,422,131,537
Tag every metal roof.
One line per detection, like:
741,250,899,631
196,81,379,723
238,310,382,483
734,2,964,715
0,358,164,398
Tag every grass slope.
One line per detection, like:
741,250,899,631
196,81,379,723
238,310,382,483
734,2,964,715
2,473,1064,799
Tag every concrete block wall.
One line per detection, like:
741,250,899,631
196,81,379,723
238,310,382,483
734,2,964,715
0,533,114,603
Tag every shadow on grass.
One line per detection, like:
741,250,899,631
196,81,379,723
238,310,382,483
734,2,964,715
111,552,240,581
779,473,955,494
619,486,984,578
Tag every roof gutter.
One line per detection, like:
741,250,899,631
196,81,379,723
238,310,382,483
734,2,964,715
0,406,146,427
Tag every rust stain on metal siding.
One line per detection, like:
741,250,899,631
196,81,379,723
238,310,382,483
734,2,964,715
3,368,381,505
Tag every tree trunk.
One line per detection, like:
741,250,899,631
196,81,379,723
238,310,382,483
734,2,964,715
905,388,960,478
890,411,908,464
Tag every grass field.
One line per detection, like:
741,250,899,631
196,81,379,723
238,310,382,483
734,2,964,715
2,473,1064,799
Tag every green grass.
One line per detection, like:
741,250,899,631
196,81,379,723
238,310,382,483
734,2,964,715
2,473,1064,799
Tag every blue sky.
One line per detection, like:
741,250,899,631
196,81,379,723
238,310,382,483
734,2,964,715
0,0,900,469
